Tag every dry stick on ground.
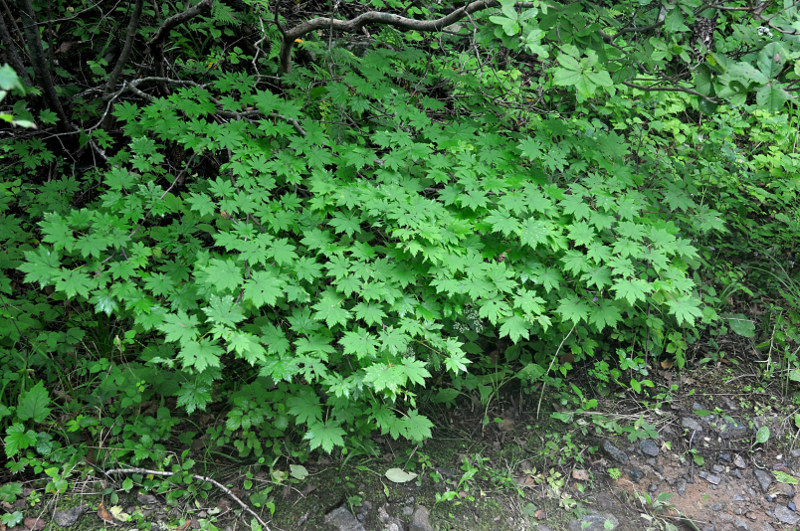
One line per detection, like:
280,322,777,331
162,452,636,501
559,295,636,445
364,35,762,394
105,467,271,530
104,0,145,99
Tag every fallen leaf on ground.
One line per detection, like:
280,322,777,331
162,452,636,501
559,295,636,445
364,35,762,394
24,517,46,530
572,469,590,481
97,502,114,523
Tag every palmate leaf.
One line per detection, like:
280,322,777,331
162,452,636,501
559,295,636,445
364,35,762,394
667,295,703,327
243,269,284,308
304,420,345,453
4,424,37,458
557,296,590,325
158,310,200,345
339,328,378,360
499,314,531,343
178,339,223,372
312,290,351,328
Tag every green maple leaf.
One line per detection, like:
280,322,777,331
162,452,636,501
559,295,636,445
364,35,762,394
159,310,200,345
288,389,322,425
312,290,351,328
499,314,531,343
17,382,51,423
340,328,378,360
56,269,95,298
478,297,510,324
612,277,651,305
566,221,595,247
19,247,61,286
364,363,405,395
203,295,245,326
243,269,284,308
178,339,223,372
269,238,298,266
667,295,703,326
176,381,212,414
519,219,553,250
353,302,387,326
401,358,431,387
401,410,433,442
485,210,521,237
589,300,622,332
557,296,590,325
514,290,546,315
305,420,345,453
199,259,242,293
226,331,266,364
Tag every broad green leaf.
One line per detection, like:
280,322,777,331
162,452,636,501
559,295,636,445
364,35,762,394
754,426,770,445
385,468,418,483
17,382,51,423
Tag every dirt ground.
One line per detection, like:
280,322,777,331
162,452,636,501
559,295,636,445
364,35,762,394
2,354,800,531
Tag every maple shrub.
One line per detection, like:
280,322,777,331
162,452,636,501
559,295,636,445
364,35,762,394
15,40,735,455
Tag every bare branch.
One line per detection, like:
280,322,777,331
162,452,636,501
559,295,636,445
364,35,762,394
104,0,145,98
280,0,501,73
146,0,214,53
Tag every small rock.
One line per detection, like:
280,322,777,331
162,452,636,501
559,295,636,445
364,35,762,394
628,467,644,483
361,500,372,512
410,505,432,531
720,419,749,440
682,417,703,432
774,504,800,525
719,452,731,462
53,506,87,527
774,482,795,498
325,506,366,531
402,506,414,516
734,454,746,468
732,469,743,479
640,439,659,457
754,469,773,492
378,505,403,531
703,473,722,486
676,479,687,495
712,464,724,473
137,493,159,505
602,440,628,465
569,511,619,531
734,516,750,530
790,501,797,511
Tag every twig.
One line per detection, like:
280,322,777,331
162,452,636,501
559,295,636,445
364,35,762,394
536,323,576,420
104,467,271,530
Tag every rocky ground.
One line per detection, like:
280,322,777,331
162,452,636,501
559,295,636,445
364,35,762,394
3,363,800,531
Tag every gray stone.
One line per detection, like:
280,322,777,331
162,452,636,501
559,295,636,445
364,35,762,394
734,454,747,468
698,470,722,485
568,511,619,531
719,419,749,439
602,440,628,465
378,505,404,531
628,466,644,483
719,452,731,462
754,469,772,492
325,506,366,531
712,464,724,473
410,505,433,531
682,417,703,432
402,505,414,516
774,504,800,525
640,439,659,457
734,516,750,530
676,478,687,495
53,506,87,527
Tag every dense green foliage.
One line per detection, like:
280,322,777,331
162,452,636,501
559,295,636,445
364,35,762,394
1,0,799,494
